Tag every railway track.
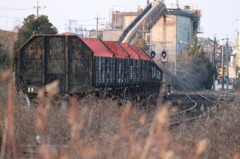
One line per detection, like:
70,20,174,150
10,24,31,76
169,93,222,126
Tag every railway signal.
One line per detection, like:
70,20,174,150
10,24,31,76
150,51,155,58
162,50,167,59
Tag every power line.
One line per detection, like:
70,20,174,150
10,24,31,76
0,6,32,10
44,8,95,30
46,8,77,21
46,7,91,22
0,15,24,19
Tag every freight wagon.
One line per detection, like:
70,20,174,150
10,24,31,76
15,34,163,97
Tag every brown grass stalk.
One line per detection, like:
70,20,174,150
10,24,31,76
1,73,240,158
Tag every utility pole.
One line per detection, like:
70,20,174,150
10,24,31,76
175,15,179,76
33,0,46,18
147,0,150,5
221,45,225,90
226,38,229,90
176,0,180,9
95,13,104,38
35,0,40,18
212,36,216,90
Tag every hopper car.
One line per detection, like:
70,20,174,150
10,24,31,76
15,34,163,98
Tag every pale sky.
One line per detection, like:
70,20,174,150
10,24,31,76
0,0,239,42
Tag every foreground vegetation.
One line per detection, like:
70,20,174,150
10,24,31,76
0,72,239,159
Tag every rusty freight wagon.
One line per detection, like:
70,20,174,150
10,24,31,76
15,34,163,97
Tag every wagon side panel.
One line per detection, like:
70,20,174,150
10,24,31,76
68,36,93,93
18,36,44,93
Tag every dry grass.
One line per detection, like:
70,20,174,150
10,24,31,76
0,71,240,159
171,97,240,159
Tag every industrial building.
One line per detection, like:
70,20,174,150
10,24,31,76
101,1,201,69
151,8,201,66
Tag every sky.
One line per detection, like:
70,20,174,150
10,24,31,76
0,0,240,43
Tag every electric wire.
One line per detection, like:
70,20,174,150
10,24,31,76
0,6,32,10
0,15,25,19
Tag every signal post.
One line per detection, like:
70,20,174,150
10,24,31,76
161,50,167,67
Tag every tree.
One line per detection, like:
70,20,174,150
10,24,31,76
202,58,217,89
180,40,216,90
14,14,58,53
134,38,148,52
0,30,17,70
184,39,204,58
0,43,9,70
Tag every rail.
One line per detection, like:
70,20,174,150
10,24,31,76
198,94,222,108
169,94,222,126
170,94,197,117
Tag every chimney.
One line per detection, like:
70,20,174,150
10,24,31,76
147,0,149,5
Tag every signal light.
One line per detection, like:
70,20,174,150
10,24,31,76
162,50,167,59
150,51,155,58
